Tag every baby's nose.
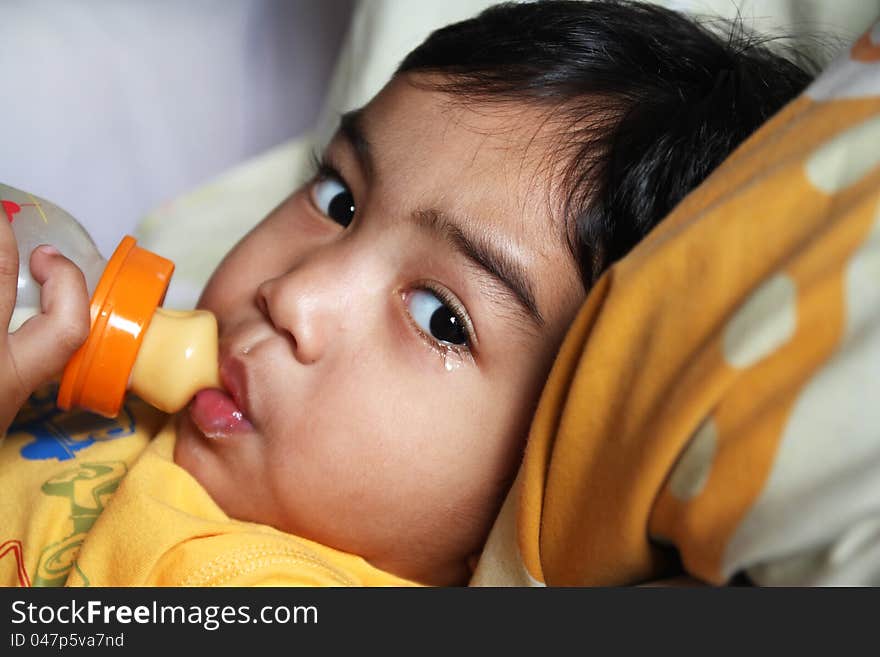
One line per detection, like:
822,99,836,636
256,275,330,365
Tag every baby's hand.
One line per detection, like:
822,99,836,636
0,217,90,435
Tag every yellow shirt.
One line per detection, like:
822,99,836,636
0,387,418,587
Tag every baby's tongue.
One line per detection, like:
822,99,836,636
189,388,254,439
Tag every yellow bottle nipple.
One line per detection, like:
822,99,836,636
129,308,221,413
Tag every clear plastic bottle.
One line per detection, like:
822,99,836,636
1,182,219,417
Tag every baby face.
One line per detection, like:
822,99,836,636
173,75,585,584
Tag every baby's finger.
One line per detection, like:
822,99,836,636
8,246,91,389
0,215,20,330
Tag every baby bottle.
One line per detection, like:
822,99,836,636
1,182,220,417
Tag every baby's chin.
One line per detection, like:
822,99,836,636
172,410,258,509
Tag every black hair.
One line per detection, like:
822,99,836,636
397,0,816,287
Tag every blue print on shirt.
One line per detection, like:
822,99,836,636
9,385,137,462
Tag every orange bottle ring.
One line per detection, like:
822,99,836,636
57,236,174,417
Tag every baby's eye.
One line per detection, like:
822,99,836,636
405,288,469,346
311,175,355,227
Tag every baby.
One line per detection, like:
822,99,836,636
0,1,814,586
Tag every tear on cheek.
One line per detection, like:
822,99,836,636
442,349,464,372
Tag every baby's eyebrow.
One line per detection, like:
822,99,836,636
337,109,544,329
339,109,374,180
412,209,544,328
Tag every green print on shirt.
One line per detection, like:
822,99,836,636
33,461,127,587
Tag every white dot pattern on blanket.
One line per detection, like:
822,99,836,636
722,273,797,369
668,418,718,501
806,115,880,193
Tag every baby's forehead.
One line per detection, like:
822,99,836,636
379,77,570,168
360,76,574,236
